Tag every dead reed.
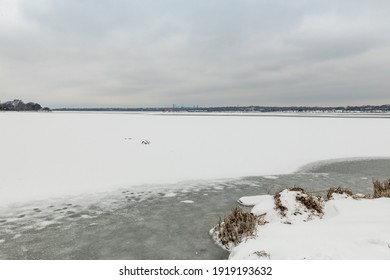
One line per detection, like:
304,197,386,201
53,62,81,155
293,187,323,214
273,192,288,216
372,179,390,198
326,187,354,200
296,193,323,214
274,186,323,215
214,206,265,248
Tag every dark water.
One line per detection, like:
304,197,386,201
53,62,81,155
0,158,389,260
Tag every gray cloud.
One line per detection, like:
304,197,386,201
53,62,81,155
0,0,389,107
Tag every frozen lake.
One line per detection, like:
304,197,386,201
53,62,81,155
0,112,389,259
0,158,389,259
1,111,390,205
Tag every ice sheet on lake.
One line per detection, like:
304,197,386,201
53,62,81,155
1,112,390,206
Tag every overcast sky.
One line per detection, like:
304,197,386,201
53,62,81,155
1,0,390,108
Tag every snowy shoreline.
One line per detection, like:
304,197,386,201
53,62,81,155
211,187,390,260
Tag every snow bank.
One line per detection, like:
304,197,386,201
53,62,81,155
1,112,390,206
222,191,390,259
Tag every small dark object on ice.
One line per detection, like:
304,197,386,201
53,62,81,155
141,140,150,145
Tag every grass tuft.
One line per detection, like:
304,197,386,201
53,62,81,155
274,192,288,216
372,179,390,198
326,187,354,200
253,250,270,259
274,186,323,215
293,187,323,214
213,207,265,248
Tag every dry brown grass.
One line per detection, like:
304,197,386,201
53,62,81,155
274,186,323,215
326,187,354,200
214,207,265,248
290,186,305,192
372,179,390,198
274,192,288,216
253,250,270,259
294,188,323,214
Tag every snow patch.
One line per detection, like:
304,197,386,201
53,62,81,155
237,195,273,207
263,175,279,179
35,220,61,230
12,234,22,239
164,193,177,198
180,200,194,204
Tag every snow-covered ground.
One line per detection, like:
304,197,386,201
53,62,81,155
1,111,389,206
223,190,390,260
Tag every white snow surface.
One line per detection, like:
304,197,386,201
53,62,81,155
180,200,195,204
1,111,390,206
237,195,273,207
229,191,390,259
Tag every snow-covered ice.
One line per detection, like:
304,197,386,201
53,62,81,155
180,200,195,204
1,111,390,206
263,175,279,179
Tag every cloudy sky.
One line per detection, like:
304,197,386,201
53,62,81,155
1,0,390,108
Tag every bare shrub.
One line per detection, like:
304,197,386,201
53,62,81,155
326,187,354,200
213,207,265,248
372,179,390,198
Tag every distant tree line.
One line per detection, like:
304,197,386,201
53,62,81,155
54,104,390,113
0,99,51,111
196,104,390,113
